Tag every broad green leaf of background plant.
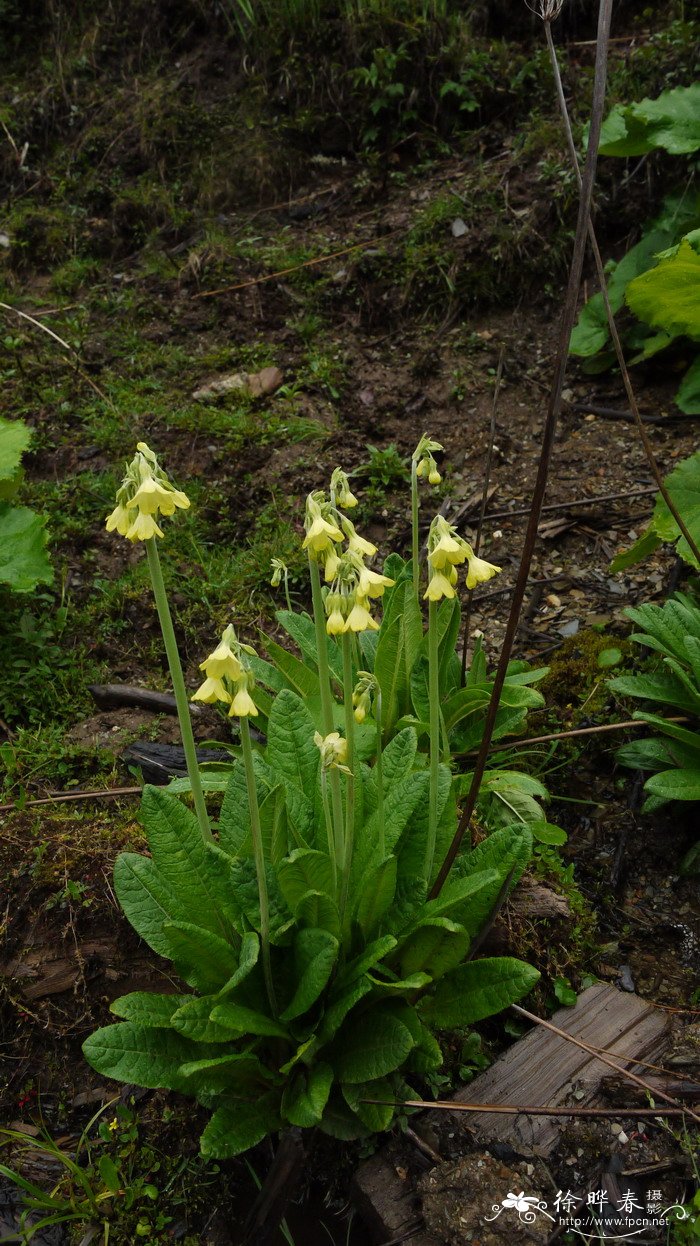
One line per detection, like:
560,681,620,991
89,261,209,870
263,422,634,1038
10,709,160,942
596,84,700,156
625,237,700,342
0,417,32,481
676,355,700,415
611,452,700,570
0,502,52,592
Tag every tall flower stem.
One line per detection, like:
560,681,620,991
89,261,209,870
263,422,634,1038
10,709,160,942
240,716,277,1017
424,598,440,884
145,538,211,843
339,634,356,923
375,690,385,859
411,460,420,600
308,554,344,873
308,554,336,734
320,772,339,892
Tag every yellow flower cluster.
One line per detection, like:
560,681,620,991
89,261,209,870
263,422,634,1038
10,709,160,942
352,670,378,724
425,514,501,601
413,433,444,487
192,624,259,717
302,483,395,635
314,730,351,773
106,443,190,543
104,443,189,540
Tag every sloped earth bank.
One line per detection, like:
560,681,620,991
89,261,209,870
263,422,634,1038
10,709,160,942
2,35,700,1246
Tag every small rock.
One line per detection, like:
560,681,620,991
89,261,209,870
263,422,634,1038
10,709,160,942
193,366,284,401
0,232,10,249
618,964,635,993
451,217,468,238
558,619,580,638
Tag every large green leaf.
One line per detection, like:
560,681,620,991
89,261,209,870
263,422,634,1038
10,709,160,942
0,417,32,480
109,992,190,1027
676,356,700,415
318,977,374,1044
281,1062,333,1127
331,1008,415,1083
210,1000,289,1039
353,770,429,881
331,936,397,995
276,609,343,682
140,787,234,935
597,84,700,157
296,890,341,939
162,922,239,993
113,852,194,957
418,868,498,929
645,768,700,801
177,1053,268,1094
277,849,335,913
200,1095,281,1158
610,452,700,571
342,1078,396,1132
218,754,273,856
419,957,540,1028
399,919,471,981
363,727,418,814
453,826,533,937
626,238,700,341
82,1023,203,1089
279,928,339,1022
266,689,320,795
0,502,52,592
263,635,321,699
355,856,397,937
170,995,238,1044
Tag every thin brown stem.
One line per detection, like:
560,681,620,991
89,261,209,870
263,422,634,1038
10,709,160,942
431,0,615,898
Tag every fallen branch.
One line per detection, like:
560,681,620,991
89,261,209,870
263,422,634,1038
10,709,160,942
365,1100,693,1119
456,715,689,757
193,228,402,300
470,484,657,524
0,786,141,815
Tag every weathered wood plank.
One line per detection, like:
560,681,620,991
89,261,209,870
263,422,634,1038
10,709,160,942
426,983,669,1154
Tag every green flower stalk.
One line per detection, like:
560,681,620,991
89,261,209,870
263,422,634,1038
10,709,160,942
354,671,383,855
195,624,276,1014
425,597,440,883
240,716,276,1017
422,513,502,880
339,632,356,923
106,443,211,843
411,434,443,599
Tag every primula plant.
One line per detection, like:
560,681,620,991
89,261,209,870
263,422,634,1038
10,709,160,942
84,439,541,1158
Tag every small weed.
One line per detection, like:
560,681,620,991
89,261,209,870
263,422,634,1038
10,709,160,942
357,443,409,503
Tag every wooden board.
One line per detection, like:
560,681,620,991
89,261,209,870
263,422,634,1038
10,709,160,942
429,982,669,1155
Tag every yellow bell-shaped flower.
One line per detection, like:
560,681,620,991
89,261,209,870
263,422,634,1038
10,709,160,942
424,570,456,601
465,551,501,590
